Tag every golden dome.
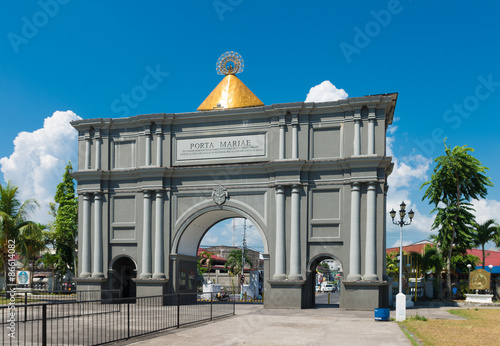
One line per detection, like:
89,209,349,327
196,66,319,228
197,74,264,111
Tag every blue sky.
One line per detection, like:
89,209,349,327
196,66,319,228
1,1,499,250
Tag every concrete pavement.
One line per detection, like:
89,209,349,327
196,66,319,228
121,304,411,346
117,300,489,346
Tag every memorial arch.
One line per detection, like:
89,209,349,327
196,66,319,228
72,53,396,310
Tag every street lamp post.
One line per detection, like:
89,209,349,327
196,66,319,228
489,264,494,294
390,201,414,322
467,264,472,294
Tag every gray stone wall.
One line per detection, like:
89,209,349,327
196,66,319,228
72,94,397,309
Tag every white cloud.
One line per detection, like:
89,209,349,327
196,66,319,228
386,127,435,238
305,81,348,103
471,199,500,224
0,111,81,223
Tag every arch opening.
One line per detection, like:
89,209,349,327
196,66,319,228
307,254,343,308
172,206,269,297
110,256,137,298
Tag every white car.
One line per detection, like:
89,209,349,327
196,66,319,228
322,284,334,292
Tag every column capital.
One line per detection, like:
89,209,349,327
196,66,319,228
291,184,301,193
94,191,103,199
368,108,376,119
155,190,164,197
275,185,285,193
351,182,361,190
367,181,377,189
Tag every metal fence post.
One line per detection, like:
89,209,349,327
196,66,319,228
177,294,180,329
210,292,213,321
25,292,27,322
127,300,130,339
42,304,47,346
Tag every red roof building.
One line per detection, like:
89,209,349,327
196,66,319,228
387,240,500,273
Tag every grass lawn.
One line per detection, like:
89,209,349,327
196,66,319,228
401,309,500,345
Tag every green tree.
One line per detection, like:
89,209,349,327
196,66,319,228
0,182,43,288
409,247,442,299
386,251,400,280
197,250,214,281
421,141,493,299
224,249,253,293
471,219,500,269
224,249,253,275
47,162,78,277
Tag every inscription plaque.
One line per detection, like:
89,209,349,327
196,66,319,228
176,134,265,161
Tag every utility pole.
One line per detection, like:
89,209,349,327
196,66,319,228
240,218,247,299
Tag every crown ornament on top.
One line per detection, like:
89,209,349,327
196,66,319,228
216,51,244,75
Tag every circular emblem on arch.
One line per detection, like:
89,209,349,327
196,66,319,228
216,51,244,75
212,185,228,205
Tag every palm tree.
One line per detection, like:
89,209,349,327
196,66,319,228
409,246,441,299
386,251,399,280
224,249,253,294
0,182,43,288
472,219,500,269
224,249,253,275
197,250,214,281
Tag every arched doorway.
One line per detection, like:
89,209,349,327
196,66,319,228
307,254,343,308
199,217,265,297
171,205,269,297
110,256,137,298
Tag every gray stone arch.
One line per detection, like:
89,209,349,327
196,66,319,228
172,201,269,257
305,253,344,308
170,201,269,294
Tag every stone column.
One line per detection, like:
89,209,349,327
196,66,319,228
85,132,91,170
279,115,285,160
347,183,361,281
289,185,302,280
92,192,104,278
273,185,286,280
153,191,165,278
80,193,92,278
353,119,360,156
140,191,152,278
292,124,298,159
156,127,163,167
145,133,151,166
95,130,101,170
368,117,375,155
364,182,378,280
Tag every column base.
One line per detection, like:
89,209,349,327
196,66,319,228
133,278,170,304
92,273,105,279
153,273,166,279
346,274,362,281
139,273,152,279
267,280,305,308
363,274,379,281
341,280,392,310
273,274,287,281
80,272,91,278
288,274,303,281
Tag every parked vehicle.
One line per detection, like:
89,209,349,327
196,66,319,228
322,284,334,292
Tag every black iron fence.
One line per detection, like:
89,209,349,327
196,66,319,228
0,292,235,345
3,290,120,306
